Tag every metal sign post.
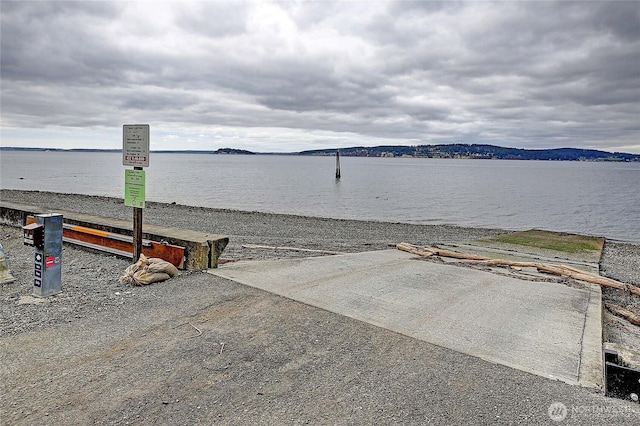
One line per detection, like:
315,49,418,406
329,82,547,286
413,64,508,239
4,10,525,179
123,124,150,262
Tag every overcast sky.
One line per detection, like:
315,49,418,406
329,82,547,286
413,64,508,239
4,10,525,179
1,0,639,153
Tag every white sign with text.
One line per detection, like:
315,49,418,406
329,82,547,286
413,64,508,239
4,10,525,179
122,124,150,167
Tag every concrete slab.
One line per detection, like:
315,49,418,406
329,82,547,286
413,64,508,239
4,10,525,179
210,249,602,388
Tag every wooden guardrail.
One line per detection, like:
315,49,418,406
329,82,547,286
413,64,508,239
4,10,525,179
25,216,186,268
2,201,228,270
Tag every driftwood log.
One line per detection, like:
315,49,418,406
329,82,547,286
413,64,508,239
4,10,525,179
242,244,345,256
396,242,640,300
396,243,488,261
606,303,640,326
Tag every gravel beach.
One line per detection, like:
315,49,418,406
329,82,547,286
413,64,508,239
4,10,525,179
2,189,639,283
1,189,639,425
0,189,511,337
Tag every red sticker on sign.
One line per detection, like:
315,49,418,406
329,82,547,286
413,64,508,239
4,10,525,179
46,256,55,268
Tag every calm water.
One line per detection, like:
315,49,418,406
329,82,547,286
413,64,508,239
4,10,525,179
1,151,639,243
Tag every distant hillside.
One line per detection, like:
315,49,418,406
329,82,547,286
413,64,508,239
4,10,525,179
300,144,640,161
3,144,638,161
214,148,256,155
0,147,255,155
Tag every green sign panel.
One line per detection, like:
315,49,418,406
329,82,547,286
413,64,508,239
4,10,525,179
124,169,146,208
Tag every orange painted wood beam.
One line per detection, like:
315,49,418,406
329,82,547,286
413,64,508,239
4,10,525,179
26,216,185,268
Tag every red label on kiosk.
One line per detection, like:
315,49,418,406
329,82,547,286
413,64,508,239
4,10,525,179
46,256,55,268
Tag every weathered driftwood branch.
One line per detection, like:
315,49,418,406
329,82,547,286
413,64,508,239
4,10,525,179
482,259,544,268
606,303,640,326
395,243,487,260
535,263,638,295
396,242,640,299
395,242,435,257
242,244,345,256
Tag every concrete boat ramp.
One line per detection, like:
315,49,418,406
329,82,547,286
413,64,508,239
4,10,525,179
210,249,603,388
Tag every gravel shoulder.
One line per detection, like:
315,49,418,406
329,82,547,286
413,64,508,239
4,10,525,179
1,190,639,425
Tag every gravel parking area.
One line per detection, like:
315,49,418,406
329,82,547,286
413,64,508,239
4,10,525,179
1,189,639,425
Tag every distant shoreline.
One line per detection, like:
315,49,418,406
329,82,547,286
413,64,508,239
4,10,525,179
2,145,639,161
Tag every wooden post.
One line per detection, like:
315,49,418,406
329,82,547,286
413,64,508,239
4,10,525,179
123,124,149,262
335,150,341,179
132,166,143,261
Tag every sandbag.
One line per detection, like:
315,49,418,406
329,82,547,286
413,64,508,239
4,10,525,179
119,254,179,286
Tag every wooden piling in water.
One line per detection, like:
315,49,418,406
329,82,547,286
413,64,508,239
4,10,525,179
335,150,341,179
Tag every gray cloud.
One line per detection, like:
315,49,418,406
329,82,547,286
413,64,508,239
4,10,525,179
1,0,638,152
